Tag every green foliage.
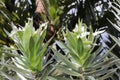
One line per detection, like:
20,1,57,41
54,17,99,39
58,0,111,30
1,18,119,80
58,20,94,67
108,1,120,79
46,0,61,27
0,0,35,45
0,19,54,80
4,0,35,25
0,0,120,80
52,20,119,80
0,0,12,45
10,19,52,72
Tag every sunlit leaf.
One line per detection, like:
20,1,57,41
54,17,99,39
52,48,79,71
55,65,80,76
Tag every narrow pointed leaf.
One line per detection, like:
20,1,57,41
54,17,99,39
36,37,53,71
109,34,120,47
2,64,34,79
66,29,77,51
0,71,15,80
55,40,69,54
55,65,80,76
88,26,93,41
47,76,70,80
77,37,84,58
108,19,120,32
29,36,36,62
52,48,79,71
55,41,80,64
39,69,48,80
35,29,46,53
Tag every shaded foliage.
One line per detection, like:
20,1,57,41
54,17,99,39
58,0,120,58
59,0,111,30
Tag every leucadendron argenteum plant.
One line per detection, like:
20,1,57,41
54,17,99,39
51,20,118,80
8,19,53,80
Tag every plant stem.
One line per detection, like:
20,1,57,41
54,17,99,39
80,67,85,80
